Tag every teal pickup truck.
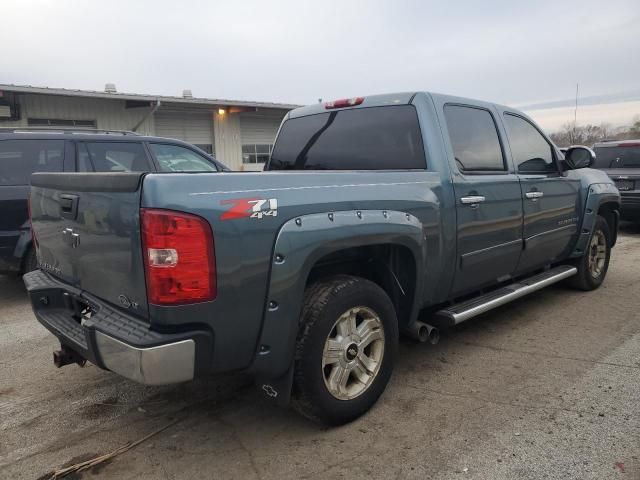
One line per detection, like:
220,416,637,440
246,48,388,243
25,92,620,425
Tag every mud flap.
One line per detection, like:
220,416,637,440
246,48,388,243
255,365,294,406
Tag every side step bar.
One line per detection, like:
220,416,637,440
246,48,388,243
433,265,577,327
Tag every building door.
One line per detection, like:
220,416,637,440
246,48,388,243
154,109,214,155
240,111,286,170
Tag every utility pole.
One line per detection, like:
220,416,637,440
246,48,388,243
572,83,579,143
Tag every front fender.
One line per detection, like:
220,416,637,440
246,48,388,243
570,183,620,257
249,209,425,379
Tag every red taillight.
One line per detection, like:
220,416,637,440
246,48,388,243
324,97,365,109
141,208,216,305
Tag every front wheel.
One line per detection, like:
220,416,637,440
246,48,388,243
292,275,398,425
567,215,611,291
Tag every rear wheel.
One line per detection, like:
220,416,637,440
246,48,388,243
568,215,611,291
292,275,398,425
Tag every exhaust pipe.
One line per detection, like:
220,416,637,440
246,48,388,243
53,345,87,368
406,321,440,344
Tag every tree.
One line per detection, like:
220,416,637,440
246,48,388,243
630,115,640,137
549,118,640,146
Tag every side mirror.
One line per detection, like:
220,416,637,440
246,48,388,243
564,146,595,169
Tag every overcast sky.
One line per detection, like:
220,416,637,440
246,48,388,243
2,0,639,109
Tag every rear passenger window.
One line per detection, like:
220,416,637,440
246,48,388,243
444,105,505,172
0,140,64,185
268,105,426,170
78,142,150,172
503,114,557,173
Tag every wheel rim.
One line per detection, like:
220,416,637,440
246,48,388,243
322,306,385,401
588,229,607,278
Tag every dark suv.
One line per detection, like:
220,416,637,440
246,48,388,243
0,128,226,274
593,140,640,221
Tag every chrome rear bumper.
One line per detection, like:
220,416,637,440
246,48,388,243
95,333,195,385
24,269,211,386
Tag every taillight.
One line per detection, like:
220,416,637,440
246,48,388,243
324,97,365,109
141,208,216,305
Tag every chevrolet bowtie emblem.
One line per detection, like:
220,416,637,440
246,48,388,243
62,228,80,248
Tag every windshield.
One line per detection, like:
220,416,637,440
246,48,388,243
593,145,640,169
149,143,219,172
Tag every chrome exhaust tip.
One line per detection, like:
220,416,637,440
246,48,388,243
407,321,440,344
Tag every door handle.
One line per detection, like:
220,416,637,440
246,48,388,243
59,194,79,219
525,191,544,200
460,195,486,206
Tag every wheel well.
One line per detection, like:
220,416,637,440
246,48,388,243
598,202,619,246
305,244,417,327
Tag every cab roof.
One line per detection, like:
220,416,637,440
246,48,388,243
287,91,518,120
288,92,417,119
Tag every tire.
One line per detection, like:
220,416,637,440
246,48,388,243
23,247,38,274
567,215,611,291
292,275,399,425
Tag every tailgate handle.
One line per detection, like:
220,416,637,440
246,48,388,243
59,194,79,219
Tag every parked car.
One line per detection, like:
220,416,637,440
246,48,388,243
592,139,640,221
25,92,620,425
0,128,226,274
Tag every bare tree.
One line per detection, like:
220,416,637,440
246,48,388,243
550,119,640,147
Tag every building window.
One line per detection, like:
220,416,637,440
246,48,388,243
28,118,97,128
242,144,272,164
194,144,213,154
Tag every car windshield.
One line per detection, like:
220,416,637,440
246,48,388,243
593,144,640,168
149,144,218,172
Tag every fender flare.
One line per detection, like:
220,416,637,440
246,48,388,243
570,183,620,257
249,209,425,383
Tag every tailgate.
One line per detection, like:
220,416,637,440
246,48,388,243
30,172,149,317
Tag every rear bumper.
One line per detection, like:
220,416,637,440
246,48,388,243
23,269,212,385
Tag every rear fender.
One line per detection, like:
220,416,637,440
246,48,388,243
250,210,425,390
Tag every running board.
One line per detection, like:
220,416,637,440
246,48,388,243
433,265,577,327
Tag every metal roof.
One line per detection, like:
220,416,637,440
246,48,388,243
0,83,301,110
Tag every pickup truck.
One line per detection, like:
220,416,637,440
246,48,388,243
592,139,640,221
25,92,621,425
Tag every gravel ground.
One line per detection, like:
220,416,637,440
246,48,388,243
1,227,639,480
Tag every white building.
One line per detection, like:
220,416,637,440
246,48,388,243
0,84,299,170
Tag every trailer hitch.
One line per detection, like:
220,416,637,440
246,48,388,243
53,345,87,368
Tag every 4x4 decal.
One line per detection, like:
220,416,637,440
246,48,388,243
220,198,278,220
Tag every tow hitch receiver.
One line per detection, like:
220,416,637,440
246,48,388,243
53,345,86,368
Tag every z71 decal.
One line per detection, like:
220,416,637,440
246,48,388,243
221,198,278,220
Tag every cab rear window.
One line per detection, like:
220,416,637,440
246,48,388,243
268,105,426,170
0,140,64,185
